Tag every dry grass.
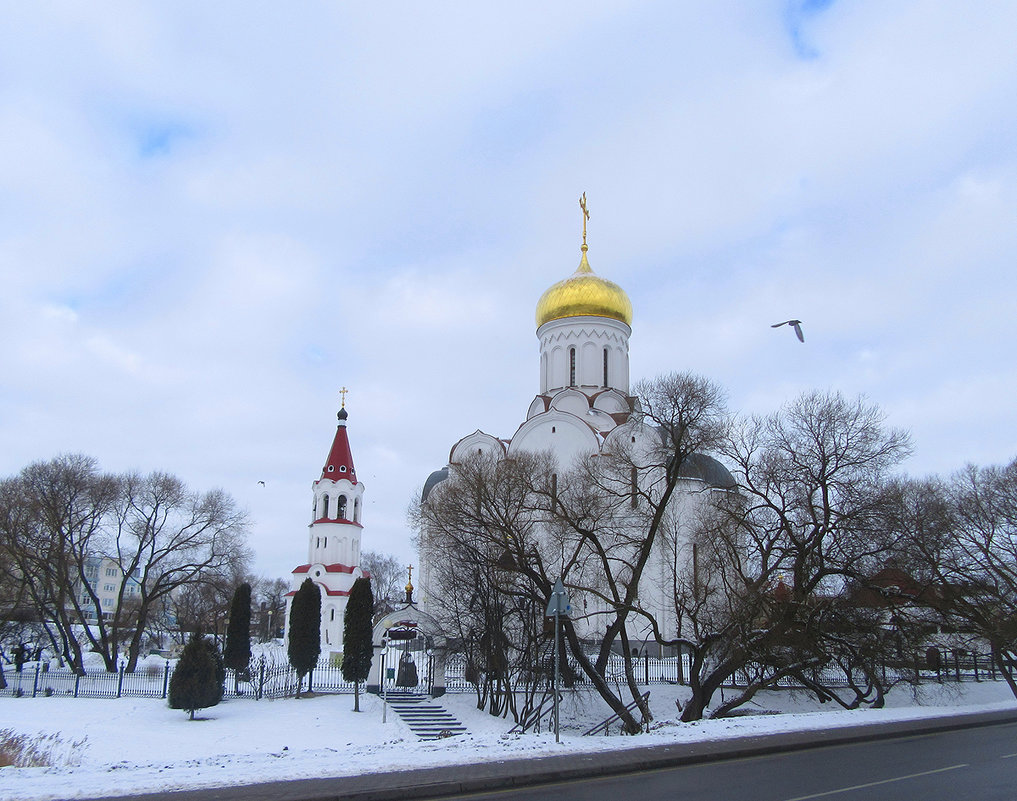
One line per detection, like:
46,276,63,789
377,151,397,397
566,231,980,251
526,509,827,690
0,729,87,768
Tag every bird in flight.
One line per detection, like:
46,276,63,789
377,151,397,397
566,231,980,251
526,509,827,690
257,480,266,486
772,319,804,342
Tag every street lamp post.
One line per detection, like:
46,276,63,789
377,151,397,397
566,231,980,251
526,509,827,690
544,578,572,743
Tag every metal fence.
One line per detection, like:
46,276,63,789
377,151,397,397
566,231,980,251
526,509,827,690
444,650,1000,694
0,648,999,701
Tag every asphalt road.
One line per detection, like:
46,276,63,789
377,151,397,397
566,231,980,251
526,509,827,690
423,721,1017,801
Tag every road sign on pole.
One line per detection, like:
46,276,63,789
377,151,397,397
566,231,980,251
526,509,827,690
545,577,572,617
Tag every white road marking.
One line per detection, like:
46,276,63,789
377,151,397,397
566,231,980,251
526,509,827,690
785,764,969,800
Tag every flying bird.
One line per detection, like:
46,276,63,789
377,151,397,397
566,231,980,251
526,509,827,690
257,480,266,486
772,319,804,343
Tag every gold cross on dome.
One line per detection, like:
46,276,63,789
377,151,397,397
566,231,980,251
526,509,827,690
579,192,590,248
338,386,349,408
406,564,414,589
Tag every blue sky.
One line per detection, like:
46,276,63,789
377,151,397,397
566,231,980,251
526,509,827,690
1,2,1015,578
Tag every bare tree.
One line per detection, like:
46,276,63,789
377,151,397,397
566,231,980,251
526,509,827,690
109,471,251,671
899,459,1017,698
250,576,290,641
360,550,404,621
0,456,250,672
167,577,235,647
0,456,120,672
416,451,555,721
667,391,912,720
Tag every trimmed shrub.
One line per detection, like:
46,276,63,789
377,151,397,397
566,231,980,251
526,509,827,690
169,634,224,720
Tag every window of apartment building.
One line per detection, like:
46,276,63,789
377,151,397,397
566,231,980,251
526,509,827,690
104,583,115,592
102,598,113,607
106,567,116,576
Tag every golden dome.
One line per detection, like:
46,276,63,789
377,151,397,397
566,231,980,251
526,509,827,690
535,247,633,328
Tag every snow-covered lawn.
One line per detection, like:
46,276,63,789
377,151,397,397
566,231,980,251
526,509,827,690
2,681,1014,800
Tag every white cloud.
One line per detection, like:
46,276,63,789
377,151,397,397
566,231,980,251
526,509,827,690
1,1,1016,576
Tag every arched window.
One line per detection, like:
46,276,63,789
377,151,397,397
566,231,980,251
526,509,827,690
551,472,558,515
321,495,329,518
569,348,576,387
338,495,348,520
630,467,638,508
354,497,360,523
603,347,609,387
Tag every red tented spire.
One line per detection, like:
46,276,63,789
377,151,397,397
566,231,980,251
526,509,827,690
321,407,357,483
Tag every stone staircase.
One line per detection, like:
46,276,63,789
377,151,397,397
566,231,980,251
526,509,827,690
383,691,468,740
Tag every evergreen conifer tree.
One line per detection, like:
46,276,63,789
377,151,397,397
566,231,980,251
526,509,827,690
342,576,375,712
287,578,321,697
203,635,226,692
223,582,252,693
169,633,224,720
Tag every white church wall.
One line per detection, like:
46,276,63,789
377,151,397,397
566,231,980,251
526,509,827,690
580,340,599,386
450,430,506,463
548,387,590,416
537,316,631,395
593,388,629,414
526,396,548,420
508,410,600,467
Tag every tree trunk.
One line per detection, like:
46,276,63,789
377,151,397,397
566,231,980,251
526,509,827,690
126,602,153,672
994,649,1017,700
562,620,641,734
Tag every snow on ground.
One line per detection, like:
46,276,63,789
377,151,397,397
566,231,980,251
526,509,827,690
1,681,1014,801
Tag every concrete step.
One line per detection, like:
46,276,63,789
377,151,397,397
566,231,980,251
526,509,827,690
384,695,468,740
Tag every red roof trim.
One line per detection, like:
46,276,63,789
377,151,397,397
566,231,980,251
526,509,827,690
292,562,358,574
284,587,351,597
310,517,364,528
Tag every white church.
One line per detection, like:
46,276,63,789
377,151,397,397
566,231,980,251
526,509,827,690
284,404,368,659
418,200,735,647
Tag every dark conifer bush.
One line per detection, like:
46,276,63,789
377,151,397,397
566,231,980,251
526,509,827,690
169,634,224,720
287,578,321,697
223,582,252,691
342,577,375,711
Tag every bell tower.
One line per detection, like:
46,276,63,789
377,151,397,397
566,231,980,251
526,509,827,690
285,397,366,657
